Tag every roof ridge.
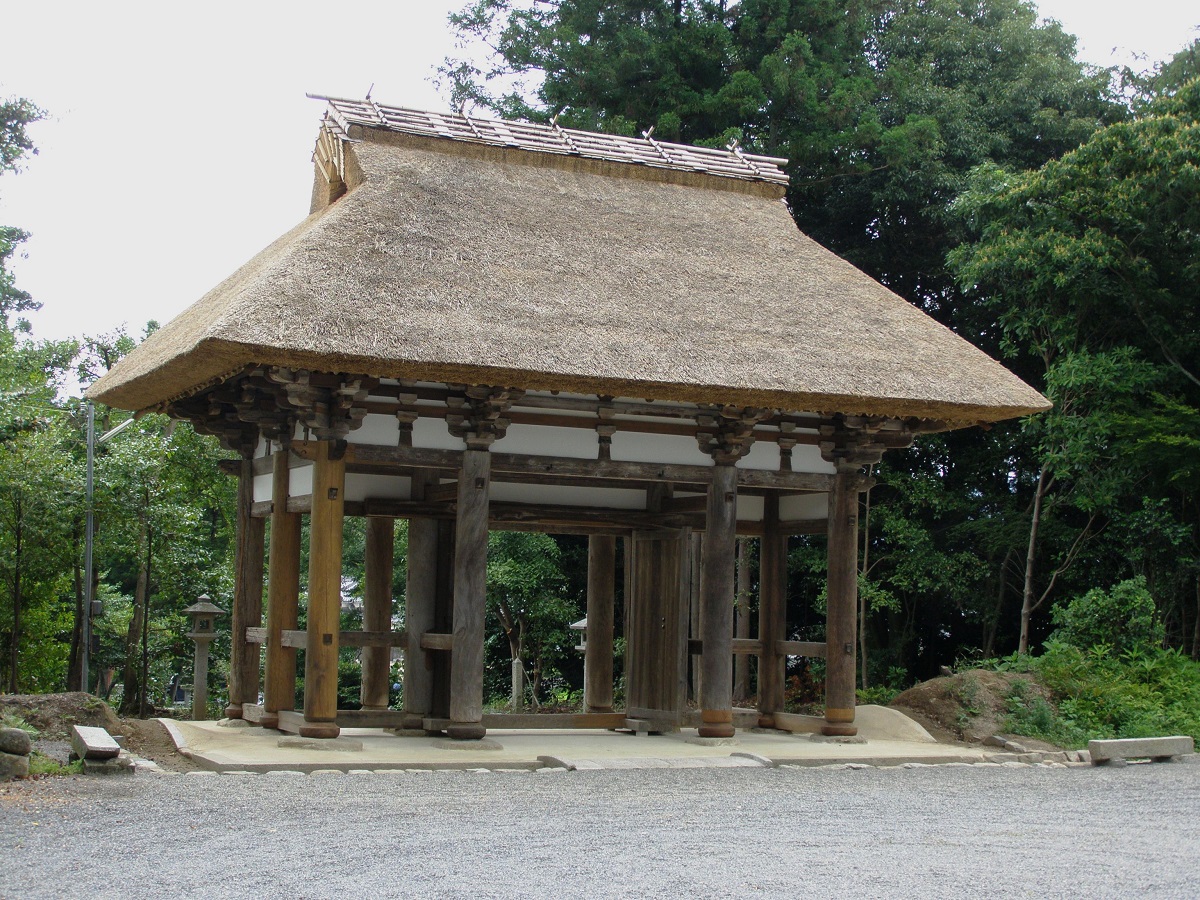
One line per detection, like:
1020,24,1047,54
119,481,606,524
306,93,790,187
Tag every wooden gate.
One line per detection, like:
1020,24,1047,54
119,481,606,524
625,528,691,729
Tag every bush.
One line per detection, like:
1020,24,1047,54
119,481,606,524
1050,576,1164,655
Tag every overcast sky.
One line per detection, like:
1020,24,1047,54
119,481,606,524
2,1,1197,348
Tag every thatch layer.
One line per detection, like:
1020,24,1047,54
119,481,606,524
89,125,1048,426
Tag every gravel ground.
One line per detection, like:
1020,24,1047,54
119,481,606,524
2,759,1198,898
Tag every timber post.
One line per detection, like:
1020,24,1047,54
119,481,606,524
446,386,518,740
300,439,346,738
262,445,301,729
402,471,438,728
818,418,902,737
757,494,786,726
361,515,395,710
225,448,264,719
584,534,616,712
696,407,767,738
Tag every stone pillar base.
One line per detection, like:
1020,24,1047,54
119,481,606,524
698,709,734,739
298,720,340,739
447,722,487,741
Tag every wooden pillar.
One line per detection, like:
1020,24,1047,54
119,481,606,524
448,448,490,740
757,494,786,727
301,441,345,739
225,452,265,718
403,472,438,727
361,516,394,711
824,468,859,736
262,448,301,729
585,535,616,712
699,463,737,738
734,537,752,702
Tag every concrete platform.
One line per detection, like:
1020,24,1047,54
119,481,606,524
159,706,1008,773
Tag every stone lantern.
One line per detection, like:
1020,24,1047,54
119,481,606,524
185,595,226,721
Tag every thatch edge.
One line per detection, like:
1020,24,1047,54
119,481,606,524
88,337,1050,428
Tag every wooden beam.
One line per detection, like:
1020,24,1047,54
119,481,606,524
361,516,394,710
263,448,301,729
777,640,827,658
699,464,737,739
312,442,836,492
448,449,489,740
245,627,267,644
419,632,454,651
280,629,308,649
301,441,345,739
585,535,616,713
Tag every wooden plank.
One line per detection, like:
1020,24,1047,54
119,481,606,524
263,448,302,727
584,535,616,713
777,640,827,658
334,709,408,729
779,518,828,535
419,632,454,651
281,629,308,649
449,449,490,736
245,627,267,644
699,464,737,738
302,441,345,738
480,712,627,730
341,630,407,648
276,709,305,735
771,711,826,734
361,516,395,710
424,481,460,503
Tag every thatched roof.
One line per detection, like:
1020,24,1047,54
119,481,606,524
88,98,1048,426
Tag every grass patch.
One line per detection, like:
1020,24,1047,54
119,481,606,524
27,752,83,777
981,642,1200,749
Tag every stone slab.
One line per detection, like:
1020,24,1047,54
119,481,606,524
277,736,364,752
1088,736,1194,764
71,725,121,760
82,751,135,776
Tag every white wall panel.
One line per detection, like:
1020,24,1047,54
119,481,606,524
492,424,598,459
345,474,412,503
349,413,400,446
610,431,713,467
413,416,467,451
779,492,829,520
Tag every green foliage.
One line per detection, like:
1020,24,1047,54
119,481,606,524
1050,576,1165,655
27,751,82,777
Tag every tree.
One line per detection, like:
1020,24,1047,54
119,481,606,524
949,78,1200,651
486,531,574,708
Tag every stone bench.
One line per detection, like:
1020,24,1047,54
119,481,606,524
1088,736,1194,765
71,725,134,775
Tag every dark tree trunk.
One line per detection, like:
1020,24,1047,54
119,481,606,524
67,518,85,691
9,500,22,693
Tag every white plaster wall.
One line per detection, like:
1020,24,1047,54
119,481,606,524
350,412,400,446
737,440,780,472
288,465,313,499
610,431,713,467
790,443,836,475
780,492,829,520
412,416,467,451
491,424,597,459
344,474,412,503
252,472,273,504
736,494,765,522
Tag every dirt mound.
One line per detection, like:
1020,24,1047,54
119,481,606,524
890,669,1060,749
1,692,121,740
1,693,198,772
